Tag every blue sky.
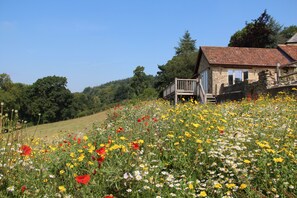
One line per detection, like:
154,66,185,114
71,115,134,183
1,0,296,92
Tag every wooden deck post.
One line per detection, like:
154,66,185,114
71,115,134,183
276,62,280,84
174,78,177,105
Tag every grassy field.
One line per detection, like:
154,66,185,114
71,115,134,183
1,94,296,197
17,111,107,142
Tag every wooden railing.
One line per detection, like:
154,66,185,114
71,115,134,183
198,79,206,104
163,81,175,98
163,78,198,98
176,78,197,93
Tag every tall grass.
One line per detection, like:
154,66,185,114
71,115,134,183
0,93,296,197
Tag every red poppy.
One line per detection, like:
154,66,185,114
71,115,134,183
116,127,124,133
21,185,27,192
219,130,224,135
104,195,114,198
137,118,142,123
131,142,140,150
97,156,105,165
77,138,81,144
20,145,32,156
75,174,91,185
95,147,106,156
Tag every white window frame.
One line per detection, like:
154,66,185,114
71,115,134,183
228,69,248,85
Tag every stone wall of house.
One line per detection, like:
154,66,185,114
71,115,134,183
218,70,277,101
212,67,276,96
246,70,276,97
211,67,228,96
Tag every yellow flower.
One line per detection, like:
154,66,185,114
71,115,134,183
78,154,85,162
214,183,222,189
88,161,94,165
120,136,127,140
273,157,284,163
58,186,66,193
59,170,65,175
198,191,207,197
239,183,247,189
196,139,203,144
49,146,57,151
78,149,83,153
185,132,192,138
226,183,236,189
192,123,200,128
167,134,174,138
83,136,88,141
243,159,251,164
266,149,275,154
188,183,194,190
174,142,180,146
88,145,95,153
138,139,144,144
70,152,76,158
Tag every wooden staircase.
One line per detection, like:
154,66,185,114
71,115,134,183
206,94,216,104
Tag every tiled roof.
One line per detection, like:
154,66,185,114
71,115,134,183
200,46,291,66
277,45,297,61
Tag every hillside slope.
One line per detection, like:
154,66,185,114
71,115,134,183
22,110,107,141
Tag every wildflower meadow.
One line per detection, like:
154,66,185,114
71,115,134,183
0,93,296,197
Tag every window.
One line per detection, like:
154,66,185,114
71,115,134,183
228,69,248,85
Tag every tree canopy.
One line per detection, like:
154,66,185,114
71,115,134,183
174,30,197,55
155,31,197,94
24,76,73,123
229,10,282,48
278,25,297,44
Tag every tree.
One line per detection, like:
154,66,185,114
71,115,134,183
229,10,282,48
175,30,197,55
0,73,13,91
25,76,73,123
155,31,197,95
155,52,197,94
278,25,297,44
131,66,150,97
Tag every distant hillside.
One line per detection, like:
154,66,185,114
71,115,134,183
82,78,133,110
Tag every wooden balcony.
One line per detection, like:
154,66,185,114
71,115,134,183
163,78,208,105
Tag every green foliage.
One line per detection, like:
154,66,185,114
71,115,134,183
278,25,297,44
229,10,282,48
130,66,156,98
174,30,197,55
155,52,198,93
155,31,197,94
0,73,13,91
24,76,73,124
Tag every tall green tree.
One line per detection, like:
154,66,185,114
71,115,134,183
0,73,13,91
229,10,282,48
25,76,73,123
156,31,197,94
175,30,197,55
131,66,150,97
